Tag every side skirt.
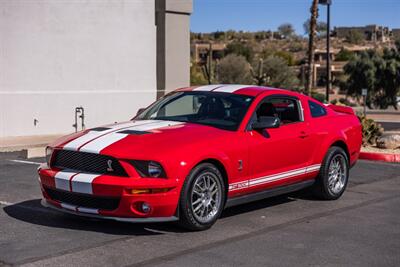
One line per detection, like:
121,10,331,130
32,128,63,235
225,179,315,208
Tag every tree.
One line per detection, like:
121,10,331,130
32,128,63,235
262,56,300,89
335,48,354,61
306,0,319,95
395,38,400,51
342,49,400,109
217,54,253,84
277,23,295,39
346,30,364,44
212,31,225,41
224,41,254,62
251,56,299,89
303,19,327,36
190,62,208,86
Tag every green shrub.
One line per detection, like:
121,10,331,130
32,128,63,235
358,116,384,146
311,92,326,103
338,97,357,107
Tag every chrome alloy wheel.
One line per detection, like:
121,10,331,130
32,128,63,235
191,172,222,224
327,154,348,194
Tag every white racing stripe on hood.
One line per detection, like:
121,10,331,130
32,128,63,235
63,120,157,151
79,120,184,154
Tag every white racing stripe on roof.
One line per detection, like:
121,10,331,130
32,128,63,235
193,84,223,91
213,84,251,93
78,120,183,153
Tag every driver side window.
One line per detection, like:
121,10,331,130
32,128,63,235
255,97,302,125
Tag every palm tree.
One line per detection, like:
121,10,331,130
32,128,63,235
306,0,319,95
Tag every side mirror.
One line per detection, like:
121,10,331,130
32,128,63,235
252,116,280,130
136,108,146,116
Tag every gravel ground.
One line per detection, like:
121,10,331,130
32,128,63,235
361,146,400,154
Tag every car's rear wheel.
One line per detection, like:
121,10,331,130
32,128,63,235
179,163,225,231
312,146,349,200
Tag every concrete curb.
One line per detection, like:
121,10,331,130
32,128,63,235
359,152,400,163
0,146,45,160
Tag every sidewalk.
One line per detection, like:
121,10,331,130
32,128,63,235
0,134,64,158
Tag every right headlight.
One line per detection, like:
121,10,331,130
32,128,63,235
130,160,166,178
45,146,54,167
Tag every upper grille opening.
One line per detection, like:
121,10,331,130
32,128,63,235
52,149,128,177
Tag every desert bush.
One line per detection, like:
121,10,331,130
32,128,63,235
358,116,384,146
217,54,253,84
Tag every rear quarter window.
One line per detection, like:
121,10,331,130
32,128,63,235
309,100,327,118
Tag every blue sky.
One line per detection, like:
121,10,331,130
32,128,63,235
191,0,400,35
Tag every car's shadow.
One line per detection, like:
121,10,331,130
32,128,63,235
221,189,314,218
3,190,315,235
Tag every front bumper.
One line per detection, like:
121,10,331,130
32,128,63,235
38,165,181,220
41,199,178,222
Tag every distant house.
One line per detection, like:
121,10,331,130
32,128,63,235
333,25,391,43
0,0,192,138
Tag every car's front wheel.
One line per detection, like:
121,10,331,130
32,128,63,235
179,163,225,231
312,146,349,200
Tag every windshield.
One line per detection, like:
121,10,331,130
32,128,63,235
136,91,254,131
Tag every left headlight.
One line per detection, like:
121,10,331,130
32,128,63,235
130,160,166,178
45,146,54,167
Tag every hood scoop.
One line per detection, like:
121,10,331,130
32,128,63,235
90,127,112,131
117,130,152,135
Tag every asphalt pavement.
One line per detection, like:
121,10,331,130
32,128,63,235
0,158,399,267
379,121,400,131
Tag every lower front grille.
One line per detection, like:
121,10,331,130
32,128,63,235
44,186,120,211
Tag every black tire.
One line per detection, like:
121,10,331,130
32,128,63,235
312,146,349,200
178,163,226,231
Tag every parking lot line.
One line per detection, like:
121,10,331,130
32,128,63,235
8,159,42,165
0,200,14,206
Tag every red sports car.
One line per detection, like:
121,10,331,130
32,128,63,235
39,85,362,230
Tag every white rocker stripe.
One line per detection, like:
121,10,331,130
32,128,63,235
249,168,306,186
213,84,250,93
70,173,99,194
54,171,76,191
229,164,321,192
193,84,224,91
79,120,184,153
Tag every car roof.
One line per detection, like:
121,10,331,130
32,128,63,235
175,84,293,97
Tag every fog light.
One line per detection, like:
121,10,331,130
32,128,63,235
141,202,151,213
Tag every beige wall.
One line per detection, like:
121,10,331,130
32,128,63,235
165,12,191,92
0,0,192,138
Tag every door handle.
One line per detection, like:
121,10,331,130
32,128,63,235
299,131,309,138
